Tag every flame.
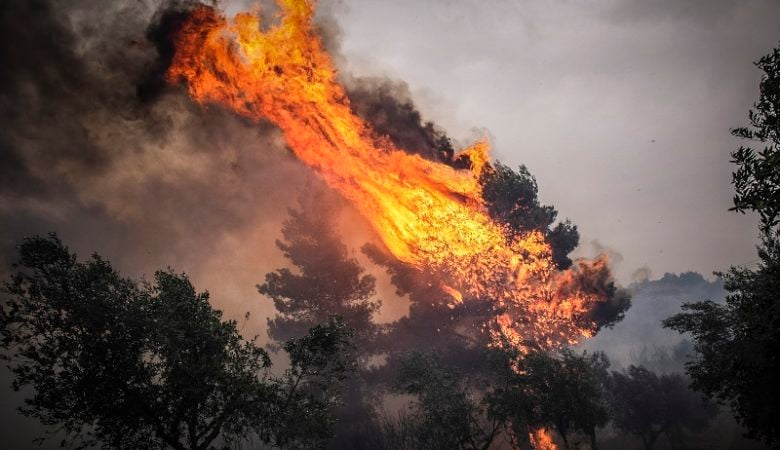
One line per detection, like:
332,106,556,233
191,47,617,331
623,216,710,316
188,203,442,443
166,0,610,352
530,428,557,450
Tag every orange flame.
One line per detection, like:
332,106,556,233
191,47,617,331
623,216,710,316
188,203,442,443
530,428,558,450
167,0,610,352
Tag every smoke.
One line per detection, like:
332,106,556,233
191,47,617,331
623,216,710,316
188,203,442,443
342,75,457,163
580,271,725,372
0,0,464,352
0,1,340,445
0,0,325,311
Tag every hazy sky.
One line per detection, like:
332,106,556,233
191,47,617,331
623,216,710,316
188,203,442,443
315,0,780,283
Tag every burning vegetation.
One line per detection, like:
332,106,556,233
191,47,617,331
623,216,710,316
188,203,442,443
165,0,624,355
2,0,777,449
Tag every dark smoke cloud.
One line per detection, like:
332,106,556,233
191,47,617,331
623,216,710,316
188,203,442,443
0,1,334,446
0,0,316,282
343,75,456,163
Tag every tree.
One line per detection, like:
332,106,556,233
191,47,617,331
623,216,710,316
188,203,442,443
480,162,579,270
522,350,611,450
258,191,382,449
384,351,505,450
0,234,354,449
258,191,380,352
608,366,717,450
664,43,780,448
609,366,666,450
730,46,780,232
272,318,358,448
661,371,720,450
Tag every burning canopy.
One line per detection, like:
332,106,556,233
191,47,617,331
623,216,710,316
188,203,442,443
166,0,616,353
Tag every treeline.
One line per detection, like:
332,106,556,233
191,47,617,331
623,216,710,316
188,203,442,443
0,234,719,450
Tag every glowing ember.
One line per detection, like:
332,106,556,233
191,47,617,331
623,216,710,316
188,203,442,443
167,0,611,353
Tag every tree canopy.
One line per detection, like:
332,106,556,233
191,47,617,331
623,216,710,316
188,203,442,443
608,366,717,450
0,234,354,449
258,191,382,448
480,162,579,270
730,46,780,232
258,192,380,353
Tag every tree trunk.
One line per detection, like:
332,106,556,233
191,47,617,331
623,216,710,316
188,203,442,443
641,432,659,450
589,430,598,450
560,431,570,450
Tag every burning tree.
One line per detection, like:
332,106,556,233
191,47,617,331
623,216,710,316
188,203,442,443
165,0,628,358
161,2,633,447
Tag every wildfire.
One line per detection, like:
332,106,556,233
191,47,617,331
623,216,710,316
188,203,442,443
166,0,611,353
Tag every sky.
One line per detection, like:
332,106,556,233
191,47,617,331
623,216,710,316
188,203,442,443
319,0,780,283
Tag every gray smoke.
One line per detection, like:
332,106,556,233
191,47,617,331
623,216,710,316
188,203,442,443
0,2,334,446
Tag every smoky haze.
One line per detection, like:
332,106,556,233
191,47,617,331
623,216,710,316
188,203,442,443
0,0,778,449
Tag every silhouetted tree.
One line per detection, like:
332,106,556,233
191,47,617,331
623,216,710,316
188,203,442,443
380,348,613,450
383,351,505,450
273,317,358,448
0,235,354,449
609,366,717,450
259,191,382,449
259,192,380,353
522,350,611,450
661,372,720,450
664,43,780,448
730,46,780,232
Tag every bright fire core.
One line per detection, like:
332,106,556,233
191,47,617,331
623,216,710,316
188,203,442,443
167,0,612,352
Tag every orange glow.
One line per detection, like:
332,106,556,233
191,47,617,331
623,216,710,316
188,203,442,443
167,0,611,352
530,428,558,450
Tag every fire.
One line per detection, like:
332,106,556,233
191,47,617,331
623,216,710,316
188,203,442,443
530,428,558,450
166,0,610,352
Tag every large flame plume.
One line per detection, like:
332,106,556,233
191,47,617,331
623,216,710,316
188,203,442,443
166,0,611,352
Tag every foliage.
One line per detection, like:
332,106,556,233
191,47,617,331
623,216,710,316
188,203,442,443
274,317,357,448
480,162,579,269
382,348,613,450
664,236,780,447
608,366,717,450
524,350,611,450
730,46,780,232
0,234,353,449
258,192,381,449
663,43,780,448
258,193,380,352
386,352,504,450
